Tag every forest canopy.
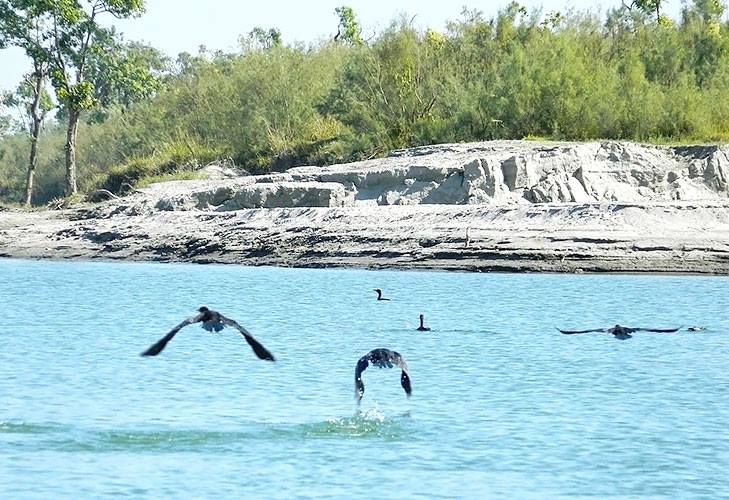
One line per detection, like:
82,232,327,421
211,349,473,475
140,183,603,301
1,1,729,205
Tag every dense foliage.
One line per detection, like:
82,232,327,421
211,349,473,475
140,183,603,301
2,1,729,205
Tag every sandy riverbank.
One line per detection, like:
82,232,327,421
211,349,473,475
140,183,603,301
2,140,729,274
1,201,729,273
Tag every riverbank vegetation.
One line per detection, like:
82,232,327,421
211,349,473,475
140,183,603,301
1,1,729,205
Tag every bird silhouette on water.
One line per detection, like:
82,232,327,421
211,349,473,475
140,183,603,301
557,324,681,340
416,314,431,331
373,288,390,301
355,348,411,403
141,306,275,360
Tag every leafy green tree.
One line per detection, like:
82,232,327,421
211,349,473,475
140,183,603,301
682,0,726,23
0,0,55,204
2,0,152,196
173,50,210,78
84,35,166,123
43,0,147,195
632,0,666,21
0,114,11,136
541,11,564,31
495,1,530,46
325,21,456,154
2,73,55,205
680,0,728,84
5,4,729,205
334,6,362,45
241,27,282,51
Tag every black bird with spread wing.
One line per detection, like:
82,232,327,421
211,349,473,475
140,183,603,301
141,306,275,361
355,348,411,403
557,324,681,340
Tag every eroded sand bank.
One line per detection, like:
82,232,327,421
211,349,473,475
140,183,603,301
2,141,729,273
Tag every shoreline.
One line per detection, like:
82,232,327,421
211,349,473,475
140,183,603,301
3,140,729,275
2,201,729,275
1,254,727,278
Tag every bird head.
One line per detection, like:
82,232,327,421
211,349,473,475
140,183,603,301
198,306,210,313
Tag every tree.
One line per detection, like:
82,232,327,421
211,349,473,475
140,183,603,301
83,35,166,123
681,0,728,85
1,0,149,196
682,0,726,23
241,27,282,52
45,1,147,195
0,111,11,135
626,0,667,22
334,6,363,45
2,72,54,205
0,0,55,205
326,23,451,153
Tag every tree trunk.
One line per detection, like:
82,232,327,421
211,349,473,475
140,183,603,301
25,130,39,206
64,108,80,196
25,72,45,206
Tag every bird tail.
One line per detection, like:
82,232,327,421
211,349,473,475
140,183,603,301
202,322,223,332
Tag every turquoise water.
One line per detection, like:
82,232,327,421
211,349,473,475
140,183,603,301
1,259,728,498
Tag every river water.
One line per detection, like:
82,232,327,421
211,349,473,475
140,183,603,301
1,259,728,498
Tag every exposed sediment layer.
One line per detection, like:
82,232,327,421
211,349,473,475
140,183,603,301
143,140,729,210
1,201,729,273
2,140,729,274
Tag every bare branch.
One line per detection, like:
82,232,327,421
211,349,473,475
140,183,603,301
75,8,98,81
52,12,69,86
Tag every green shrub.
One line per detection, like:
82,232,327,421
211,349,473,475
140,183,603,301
88,141,218,195
3,3,729,204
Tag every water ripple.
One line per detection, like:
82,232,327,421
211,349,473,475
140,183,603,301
1,410,411,454
1,260,729,498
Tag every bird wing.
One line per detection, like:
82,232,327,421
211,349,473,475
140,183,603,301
221,316,275,361
354,355,369,402
556,327,606,334
632,327,682,333
141,314,202,356
390,351,412,397
355,349,412,402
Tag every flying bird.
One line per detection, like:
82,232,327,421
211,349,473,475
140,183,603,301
557,324,681,340
373,288,390,301
355,348,411,403
416,314,431,332
141,306,275,361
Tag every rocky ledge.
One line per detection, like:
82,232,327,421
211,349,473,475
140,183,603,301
2,140,729,274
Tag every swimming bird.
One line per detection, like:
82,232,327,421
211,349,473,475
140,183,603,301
355,348,411,403
373,288,390,301
416,314,431,332
141,306,275,361
557,324,681,340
